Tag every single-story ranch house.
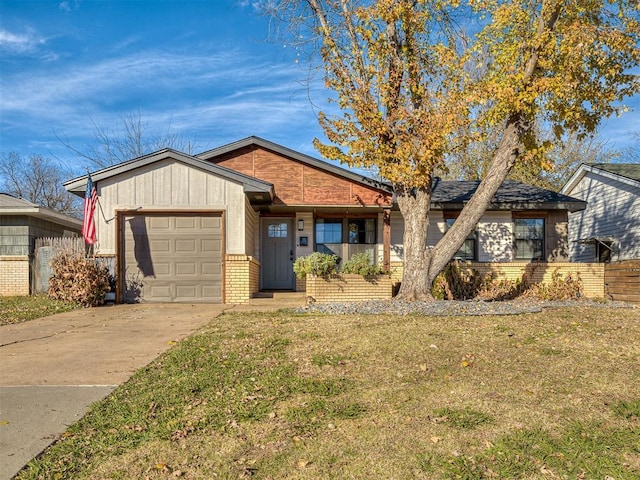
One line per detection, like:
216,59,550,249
64,137,587,303
0,193,82,296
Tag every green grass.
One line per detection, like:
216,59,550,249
15,306,640,479
0,295,80,325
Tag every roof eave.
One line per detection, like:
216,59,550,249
561,163,640,194
197,136,394,195
64,148,275,197
431,201,587,212
0,206,82,229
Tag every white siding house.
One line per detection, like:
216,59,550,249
561,163,640,262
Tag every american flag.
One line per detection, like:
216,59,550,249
81,174,98,245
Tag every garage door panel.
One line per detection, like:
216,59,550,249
175,285,197,298
153,262,171,276
122,213,223,303
201,262,221,275
149,217,171,229
176,239,197,253
202,285,222,298
150,239,171,252
201,217,220,229
201,239,221,252
147,284,172,300
175,217,197,229
176,262,197,275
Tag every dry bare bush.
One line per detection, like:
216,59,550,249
435,262,583,301
48,248,111,307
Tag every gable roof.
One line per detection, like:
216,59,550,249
197,136,393,194
62,138,586,213
432,180,587,212
588,163,640,182
561,163,640,195
64,148,275,200
0,193,82,229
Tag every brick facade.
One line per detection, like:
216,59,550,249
306,274,394,303
390,261,605,299
224,255,260,303
0,256,30,296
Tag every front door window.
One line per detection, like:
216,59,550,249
268,223,288,238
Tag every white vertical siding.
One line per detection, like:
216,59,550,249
390,210,514,262
477,211,513,262
95,158,247,255
389,210,444,263
566,172,640,262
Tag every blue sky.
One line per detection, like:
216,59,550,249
1,0,638,177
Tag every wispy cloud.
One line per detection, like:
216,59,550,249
0,28,45,55
58,1,80,13
0,44,328,165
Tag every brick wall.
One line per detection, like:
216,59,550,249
470,262,605,299
306,274,394,303
390,261,605,299
0,256,30,296
225,255,260,304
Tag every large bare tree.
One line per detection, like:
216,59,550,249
443,127,620,191
0,152,80,215
58,110,198,170
261,0,640,300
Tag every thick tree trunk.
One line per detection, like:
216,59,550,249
395,184,435,301
427,114,524,283
393,114,524,301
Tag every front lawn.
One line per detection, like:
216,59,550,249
0,295,80,325
17,307,640,479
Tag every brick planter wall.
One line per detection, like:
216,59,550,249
305,274,394,303
390,261,605,299
0,256,30,296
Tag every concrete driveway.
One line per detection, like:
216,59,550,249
0,303,226,479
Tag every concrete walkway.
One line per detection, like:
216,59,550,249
0,303,228,479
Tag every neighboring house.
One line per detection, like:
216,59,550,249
64,137,586,304
0,193,82,296
561,163,640,262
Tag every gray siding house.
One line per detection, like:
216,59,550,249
0,194,82,296
561,163,640,262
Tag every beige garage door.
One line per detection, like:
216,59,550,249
122,213,223,303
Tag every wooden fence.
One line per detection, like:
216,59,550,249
605,260,640,304
32,237,86,294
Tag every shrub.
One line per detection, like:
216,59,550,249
432,261,483,300
341,252,385,277
293,252,339,279
523,269,582,300
433,262,583,301
48,249,111,307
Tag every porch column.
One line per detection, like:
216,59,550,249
383,208,391,272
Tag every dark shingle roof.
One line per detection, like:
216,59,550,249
431,180,586,212
590,163,640,182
